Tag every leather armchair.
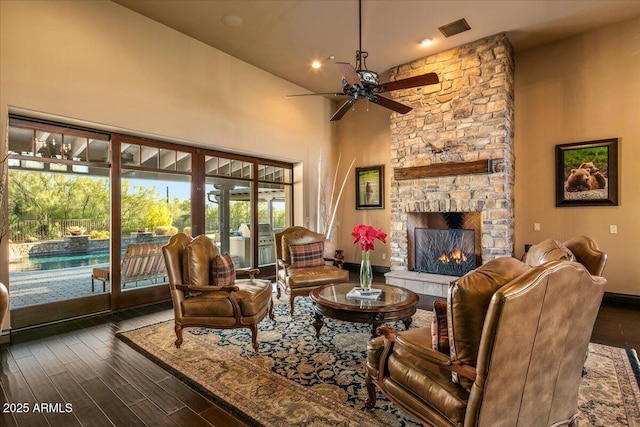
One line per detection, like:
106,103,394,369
525,235,607,276
163,233,274,351
275,226,349,314
365,256,606,427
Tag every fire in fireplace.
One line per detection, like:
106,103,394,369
415,228,476,276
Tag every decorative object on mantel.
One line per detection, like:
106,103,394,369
352,224,387,291
427,141,460,161
356,165,384,209
555,138,619,207
286,0,439,121
394,158,505,181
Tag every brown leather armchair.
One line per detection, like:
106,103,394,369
163,233,274,351
365,256,606,427
275,226,349,314
525,235,607,276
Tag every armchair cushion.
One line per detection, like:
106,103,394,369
212,253,236,287
289,241,325,268
525,239,575,266
431,300,449,355
183,235,218,286
448,257,531,389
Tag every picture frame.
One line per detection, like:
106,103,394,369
356,165,384,210
555,138,618,207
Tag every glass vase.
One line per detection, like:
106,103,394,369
359,250,373,291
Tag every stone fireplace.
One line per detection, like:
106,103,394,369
384,33,515,297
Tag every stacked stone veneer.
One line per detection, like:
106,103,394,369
388,33,515,271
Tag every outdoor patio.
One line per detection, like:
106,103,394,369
8,264,163,309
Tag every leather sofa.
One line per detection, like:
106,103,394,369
365,254,606,426
275,226,349,314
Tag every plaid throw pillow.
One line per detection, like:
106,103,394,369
289,242,325,268
212,253,236,287
431,300,449,355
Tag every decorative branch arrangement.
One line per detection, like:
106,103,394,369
317,154,356,239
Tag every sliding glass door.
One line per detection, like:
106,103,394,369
7,118,112,327
5,115,293,328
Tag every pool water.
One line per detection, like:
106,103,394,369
11,252,111,272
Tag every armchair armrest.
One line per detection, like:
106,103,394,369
379,325,478,382
277,259,288,269
237,267,260,279
175,284,240,293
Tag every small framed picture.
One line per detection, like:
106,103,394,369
356,165,384,210
555,138,618,207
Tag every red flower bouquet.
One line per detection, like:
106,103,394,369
352,224,387,291
351,224,387,252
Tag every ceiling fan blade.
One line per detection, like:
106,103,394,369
335,62,361,87
286,93,345,98
373,72,439,93
330,98,358,121
369,95,412,114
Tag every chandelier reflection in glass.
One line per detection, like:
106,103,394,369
38,138,72,160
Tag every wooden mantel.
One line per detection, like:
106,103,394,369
394,159,503,181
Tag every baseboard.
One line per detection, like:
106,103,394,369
602,292,640,308
0,330,11,345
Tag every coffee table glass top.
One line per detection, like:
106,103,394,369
315,282,414,308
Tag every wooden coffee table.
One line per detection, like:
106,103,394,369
309,282,419,338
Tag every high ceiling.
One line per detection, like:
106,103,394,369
113,0,640,95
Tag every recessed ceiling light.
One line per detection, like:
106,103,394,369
221,14,243,27
420,38,434,47
311,61,322,69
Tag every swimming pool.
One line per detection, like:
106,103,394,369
11,252,111,272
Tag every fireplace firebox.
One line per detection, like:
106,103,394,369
415,228,476,276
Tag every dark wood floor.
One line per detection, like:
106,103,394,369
0,294,638,427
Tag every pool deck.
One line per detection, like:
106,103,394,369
8,264,162,309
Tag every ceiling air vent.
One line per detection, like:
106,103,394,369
438,18,471,38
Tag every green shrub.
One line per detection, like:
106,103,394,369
90,230,110,239
154,226,178,236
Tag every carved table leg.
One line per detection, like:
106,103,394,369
371,313,384,337
313,311,324,338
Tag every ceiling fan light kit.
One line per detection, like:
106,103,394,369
288,0,440,121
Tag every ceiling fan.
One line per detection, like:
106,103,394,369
287,0,439,121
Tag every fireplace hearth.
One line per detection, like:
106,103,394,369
415,228,476,276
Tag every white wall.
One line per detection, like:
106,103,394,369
0,0,336,329
514,16,640,295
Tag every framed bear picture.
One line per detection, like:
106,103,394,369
555,138,619,207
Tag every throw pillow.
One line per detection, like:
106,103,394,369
184,235,217,286
431,299,449,355
212,253,236,287
289,242,325,268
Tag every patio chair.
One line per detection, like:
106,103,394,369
91,242,167,292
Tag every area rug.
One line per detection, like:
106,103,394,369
118,298,640,427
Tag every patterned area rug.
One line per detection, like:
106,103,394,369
118,298,640,427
